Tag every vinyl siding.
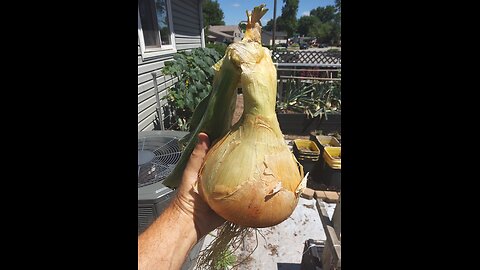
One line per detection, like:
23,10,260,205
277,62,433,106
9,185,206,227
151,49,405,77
137,0,203,132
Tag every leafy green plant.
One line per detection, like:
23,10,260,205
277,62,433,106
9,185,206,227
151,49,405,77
276,77,341,119
287,43,300,51
214,249,236,270
206,42,227,57
161,47,222,131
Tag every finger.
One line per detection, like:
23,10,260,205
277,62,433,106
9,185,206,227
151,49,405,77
183,133,210,179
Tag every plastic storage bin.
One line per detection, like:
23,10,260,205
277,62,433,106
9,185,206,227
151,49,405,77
311,146,341,191
312,135,341,156
293,139,321,161
323,146,341,169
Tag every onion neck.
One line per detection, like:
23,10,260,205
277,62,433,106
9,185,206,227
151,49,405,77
243,87,277,118
237,4,273,118
241,61,278,118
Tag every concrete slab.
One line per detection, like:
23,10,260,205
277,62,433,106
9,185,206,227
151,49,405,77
194,198,336,269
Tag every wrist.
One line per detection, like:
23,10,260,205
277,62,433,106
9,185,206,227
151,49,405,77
171,194,215,241
138,199,198,270
171,196,204,241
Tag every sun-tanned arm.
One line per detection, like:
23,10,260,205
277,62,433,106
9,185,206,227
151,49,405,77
138,133,224,270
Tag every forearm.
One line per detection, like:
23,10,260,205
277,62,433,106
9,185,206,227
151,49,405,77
138,133,225,269
138,201,198,270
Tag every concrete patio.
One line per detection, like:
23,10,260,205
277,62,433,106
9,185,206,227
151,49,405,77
194,196,337,269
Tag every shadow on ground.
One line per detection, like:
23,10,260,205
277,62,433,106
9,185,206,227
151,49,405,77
277,262,301,270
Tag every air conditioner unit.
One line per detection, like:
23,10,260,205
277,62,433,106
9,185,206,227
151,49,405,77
138,130,187,234
138,130,203,270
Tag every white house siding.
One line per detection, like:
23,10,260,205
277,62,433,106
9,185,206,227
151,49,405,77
138,0,203,132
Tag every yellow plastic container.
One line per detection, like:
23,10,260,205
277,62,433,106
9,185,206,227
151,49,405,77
312,135,341,162
311,146,341,191
315,135,341,148
323,146,341,169
293,139,320,161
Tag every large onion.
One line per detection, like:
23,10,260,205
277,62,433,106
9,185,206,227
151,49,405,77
197,6,304,228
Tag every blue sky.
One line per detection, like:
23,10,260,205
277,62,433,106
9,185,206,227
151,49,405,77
216,0,336,26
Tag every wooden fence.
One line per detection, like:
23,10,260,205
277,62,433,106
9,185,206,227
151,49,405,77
272,50,341,67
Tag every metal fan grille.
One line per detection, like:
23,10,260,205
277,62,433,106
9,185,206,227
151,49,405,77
138,137,182,188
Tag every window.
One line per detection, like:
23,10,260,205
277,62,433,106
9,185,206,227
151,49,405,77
138,0,176,58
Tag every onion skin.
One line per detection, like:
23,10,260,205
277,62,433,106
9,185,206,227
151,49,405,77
199,76,303,228
197,4,304,228
199,114,303,228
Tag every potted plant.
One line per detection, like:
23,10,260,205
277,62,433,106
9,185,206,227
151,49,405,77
276,78,341,135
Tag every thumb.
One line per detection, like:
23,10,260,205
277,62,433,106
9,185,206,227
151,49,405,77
183,133,210,179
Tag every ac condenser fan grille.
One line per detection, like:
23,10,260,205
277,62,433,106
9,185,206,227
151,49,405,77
138,137,182,188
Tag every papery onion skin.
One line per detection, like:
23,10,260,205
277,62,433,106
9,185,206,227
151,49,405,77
198,7,304,227
199,113,303,228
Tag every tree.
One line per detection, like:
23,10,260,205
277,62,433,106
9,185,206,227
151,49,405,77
309,22,333,44
202,0,224,26
263,19,274,31
263,0,299,36
310,6,337,23
275,17,289,35
335,0,341,45
330,21,341,45
263,17,287,34
306,4,341,46
297,16,320,36
280,0,299,37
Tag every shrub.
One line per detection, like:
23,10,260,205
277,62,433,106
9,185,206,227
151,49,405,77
206,42,228,57
161,47,222,130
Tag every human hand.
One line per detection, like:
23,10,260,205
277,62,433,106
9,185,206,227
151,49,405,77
171,132,225,241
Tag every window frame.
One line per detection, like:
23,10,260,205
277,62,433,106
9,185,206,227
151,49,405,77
138,0,176,60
